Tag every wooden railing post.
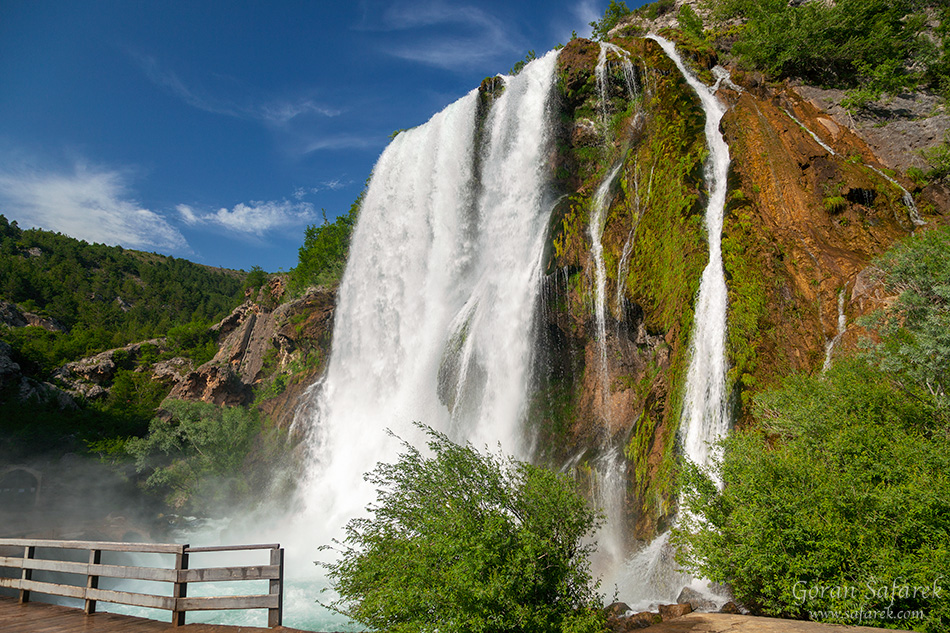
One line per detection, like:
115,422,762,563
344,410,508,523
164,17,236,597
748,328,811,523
19,545,34,604
268,546,284,627
84,548,101,614
172,544,189,626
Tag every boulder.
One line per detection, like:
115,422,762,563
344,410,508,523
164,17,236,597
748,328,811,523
166,364,252,406
676,586,719,611
52,339,165,399
607,607,661,632
628,611,662,628
719,601,740,614
658,603,693,620
0,301,28,327
0,340,21,390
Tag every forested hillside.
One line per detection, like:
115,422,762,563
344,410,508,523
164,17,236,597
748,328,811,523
0,214,248,454
0,214,245,371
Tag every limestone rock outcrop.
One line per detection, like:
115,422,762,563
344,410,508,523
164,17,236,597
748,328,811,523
167,285,336,430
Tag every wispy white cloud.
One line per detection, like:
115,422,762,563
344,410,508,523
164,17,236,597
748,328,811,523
0,163,188,251
302,135,380,153
177,199,316,235
259,101,343,125
294,179,353,200
358,0,522,70
569,0,599,38
134,53,340,125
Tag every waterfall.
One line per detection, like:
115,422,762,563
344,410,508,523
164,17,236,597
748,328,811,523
589,161,622,407
278,50,560,628
586,42,646,576
612,34,732,611
588,41,643,421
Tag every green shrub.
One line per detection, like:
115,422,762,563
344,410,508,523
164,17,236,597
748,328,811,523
822,195,848,214
126,400,260,512
674,226,950,632
922,131,950,183
678,4,705,41
675,359,949,631
322,425,605,633
861,226,950,411
289,191,363,293
716,0,937,94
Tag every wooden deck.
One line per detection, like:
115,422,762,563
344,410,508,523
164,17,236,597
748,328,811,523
0,597,309,633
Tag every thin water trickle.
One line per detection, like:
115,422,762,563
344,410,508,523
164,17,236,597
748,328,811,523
822,288,848,373
783,108,925,227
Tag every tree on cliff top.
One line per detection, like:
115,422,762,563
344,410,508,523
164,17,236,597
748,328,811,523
321,425,605,633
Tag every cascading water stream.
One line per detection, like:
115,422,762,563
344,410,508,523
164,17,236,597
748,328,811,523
586,42,645,575
589,161,623,405
868,165,927,226
589,43,643,399
649,34,731,475
612,34,732,610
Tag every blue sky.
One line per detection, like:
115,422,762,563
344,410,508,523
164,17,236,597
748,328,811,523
0,1,640,272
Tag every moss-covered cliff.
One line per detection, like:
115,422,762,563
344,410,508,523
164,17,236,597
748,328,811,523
526,30,946,549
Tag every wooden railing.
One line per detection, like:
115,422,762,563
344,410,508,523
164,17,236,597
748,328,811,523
0,538,283,627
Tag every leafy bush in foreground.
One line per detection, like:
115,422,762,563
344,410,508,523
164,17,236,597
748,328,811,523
674,228,950,632
675,359,949,631
322,425,605,633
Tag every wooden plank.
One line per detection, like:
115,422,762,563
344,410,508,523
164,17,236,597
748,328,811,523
172,546,188,626
179,564,280,583
185,543,279,553
1,577,86,599
0,555,23,568
20,544,33,603
14,557,87,575
92,562,177,583
176,593,279,611
268,547,284,627
86,587,175,611
85,548,101,615
0,538,184,554
1,557,178,583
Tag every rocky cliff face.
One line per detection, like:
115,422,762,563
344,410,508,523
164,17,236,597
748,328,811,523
166,281,335,432
527,34,947,545
2,278,336,441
